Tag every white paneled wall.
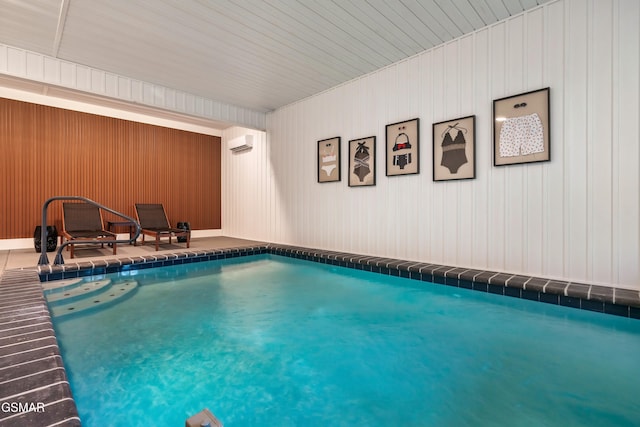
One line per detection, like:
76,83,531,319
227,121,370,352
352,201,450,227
222,0,640,290
0,43,266,130
221,127,272,241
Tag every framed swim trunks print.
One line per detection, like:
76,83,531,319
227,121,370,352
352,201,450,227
432,115,476,181
317,136,341,183
386,118,419,177
348,136,376,187
493,87,550,166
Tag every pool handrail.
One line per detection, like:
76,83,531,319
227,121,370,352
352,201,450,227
38,196,141,266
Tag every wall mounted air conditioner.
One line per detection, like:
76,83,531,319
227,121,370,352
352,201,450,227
228,134,253,152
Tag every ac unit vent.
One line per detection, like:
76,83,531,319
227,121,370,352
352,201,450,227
228,134,253,152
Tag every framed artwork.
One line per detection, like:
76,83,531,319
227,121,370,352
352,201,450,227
386,118,419,176
432,115,476,181
348,136,376,187
317,136,341,183
493,87,550,166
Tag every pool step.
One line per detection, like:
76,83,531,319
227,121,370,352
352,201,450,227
48,280,138,318
42,277,85,294
46,279,112,305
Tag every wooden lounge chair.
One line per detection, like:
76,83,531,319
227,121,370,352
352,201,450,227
134,203,190,251
61,202,117,258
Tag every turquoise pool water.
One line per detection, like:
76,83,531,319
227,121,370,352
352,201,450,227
50,255,640,426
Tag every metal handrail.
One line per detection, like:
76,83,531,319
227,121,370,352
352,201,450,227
38,196,141,266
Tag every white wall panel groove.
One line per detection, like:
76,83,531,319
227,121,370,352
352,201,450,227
0,43,266,130
223,0,640,290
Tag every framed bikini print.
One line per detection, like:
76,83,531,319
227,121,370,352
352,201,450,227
386,118,419,176
432,115,476,181
348,136,376,187
317,136,341,183
493,87,550,166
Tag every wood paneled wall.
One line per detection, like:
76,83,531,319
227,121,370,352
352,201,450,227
0,97,221,239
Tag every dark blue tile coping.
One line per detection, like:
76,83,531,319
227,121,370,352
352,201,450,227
459,279,474,289
34,244,640,321
473,282,489,293
263,244,640,318
458,269,483,283
616,288,640,307
487,284,505,295
559,295,581,308
522,290,540,301
505,275,529,289
545,280,569,295
567,283,590,299
524,277,548,292
504,286,522,298
488,273,513,286
605,303,629,318
540,292,559,305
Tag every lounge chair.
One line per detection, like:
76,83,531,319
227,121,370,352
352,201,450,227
61,202,117,258
134,203,190,251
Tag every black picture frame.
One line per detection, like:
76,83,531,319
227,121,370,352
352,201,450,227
385,118,419,176
317,136,341,183
348,136,376,187
493,87,550,166
432,115,476,181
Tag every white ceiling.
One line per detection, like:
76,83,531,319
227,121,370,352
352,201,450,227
0,0,549,119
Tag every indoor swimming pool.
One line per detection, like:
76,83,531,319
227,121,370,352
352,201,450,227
47,254,640,426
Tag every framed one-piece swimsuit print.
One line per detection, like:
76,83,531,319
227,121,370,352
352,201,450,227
386,118,419,176
348,136,376,187
317,136,341,183
432,115,476,181
493,87,550,166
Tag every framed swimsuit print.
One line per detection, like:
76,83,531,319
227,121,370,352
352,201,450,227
493,87,550,166
432,115,476,181
348,136,376,187
386,118,419,176
317,136,341,183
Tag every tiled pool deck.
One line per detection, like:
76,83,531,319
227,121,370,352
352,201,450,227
1,239,639,425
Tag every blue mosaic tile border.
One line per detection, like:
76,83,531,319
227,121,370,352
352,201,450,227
37,246,270,281
37,244,640,319
268,244,640,319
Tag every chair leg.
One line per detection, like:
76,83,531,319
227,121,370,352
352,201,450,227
186,232,190,248
70,242,75,259
155,235,160,251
